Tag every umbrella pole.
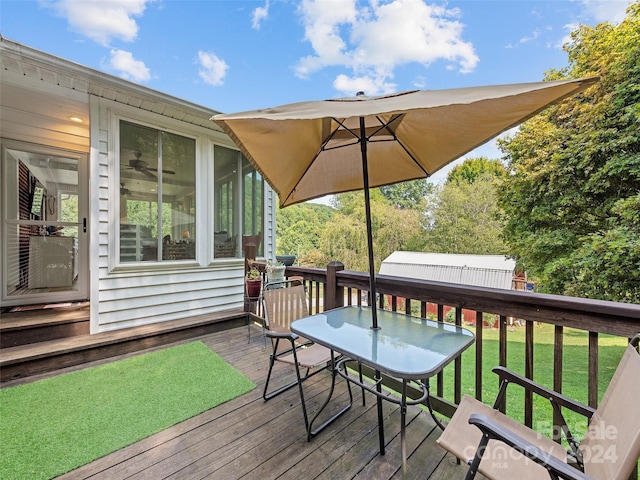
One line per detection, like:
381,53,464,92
359,116,379,330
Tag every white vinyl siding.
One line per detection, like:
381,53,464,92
2,38,276,331
90,97,275,333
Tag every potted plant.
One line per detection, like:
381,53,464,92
245,267,262,299
266,260,286,284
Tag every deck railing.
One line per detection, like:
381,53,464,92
283,263,640,436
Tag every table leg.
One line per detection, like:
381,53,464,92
334,360,429,476
359,364,366,406
401,379,408,479
425,379,446,430
307,351,353,440
375,369,385,456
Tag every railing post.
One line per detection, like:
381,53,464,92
325,261,344,311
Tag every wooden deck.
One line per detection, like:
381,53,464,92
54,325,471,480
0,301,90,348
0,308,247,383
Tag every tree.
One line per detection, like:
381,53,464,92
319,212,370,271
275,203,334,262
330,189,386,215
425,170,507,254
379,179,434,210
497,3,640,301
320,190,422,271
447,157,506,185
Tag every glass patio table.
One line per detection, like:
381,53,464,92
291,305,474,477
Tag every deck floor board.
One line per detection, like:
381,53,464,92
56,326,474,480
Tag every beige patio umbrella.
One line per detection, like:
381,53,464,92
212,76,598,329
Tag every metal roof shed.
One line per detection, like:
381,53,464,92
379,252,516,290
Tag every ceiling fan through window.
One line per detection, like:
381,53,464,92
125,152,175,179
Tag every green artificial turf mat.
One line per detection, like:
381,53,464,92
0,341,255,479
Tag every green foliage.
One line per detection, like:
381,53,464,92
497,3,640,301
272,0,640,302
275,202,334,262
125,200,172,238
330,188,386,215
319,212,370,271
379,179,434,209
445,308,457,324
246,267,261,280
446,157,506,185
275,158,507,269
425,171,507,254
59,193,78,238
319,191,422,272
299,248,332,268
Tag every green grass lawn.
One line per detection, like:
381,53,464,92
441,323,629,441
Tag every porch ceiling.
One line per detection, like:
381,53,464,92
0,80,91,151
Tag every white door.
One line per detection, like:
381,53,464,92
1,142,89,307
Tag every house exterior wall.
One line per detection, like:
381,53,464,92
90,97,275,333
1,37,276,331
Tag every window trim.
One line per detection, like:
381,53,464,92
105,104,268,273
109,110,202,272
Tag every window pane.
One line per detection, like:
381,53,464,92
119,121,195,262
119,121,159,262
243,156,263,257
214,145,239,258
161,131,196,260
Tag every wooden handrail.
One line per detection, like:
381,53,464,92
284,263,640,419
287,265,640,337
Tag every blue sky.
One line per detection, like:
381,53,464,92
0,0,632,186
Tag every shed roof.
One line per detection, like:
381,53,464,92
379,252,516,290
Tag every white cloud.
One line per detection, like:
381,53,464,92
555,1,629,50
555,22,580,50
295,0,358,77
198,51,229,86
413,75,428,89
580,0,630,23
295,0,478,96
252,1,270,30
108,49,151,82
45,0,153,47
333,73,396,96
507,29,541,48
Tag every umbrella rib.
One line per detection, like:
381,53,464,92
371,114,430,178
282,119,347,205
281,114,430,205
321,113,407,146
394,138,430,177
330,117,362,142
371,114,402,139
317,117,362,153
322,139,360,151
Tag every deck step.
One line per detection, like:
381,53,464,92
0,302,90,349
0,308,248,385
